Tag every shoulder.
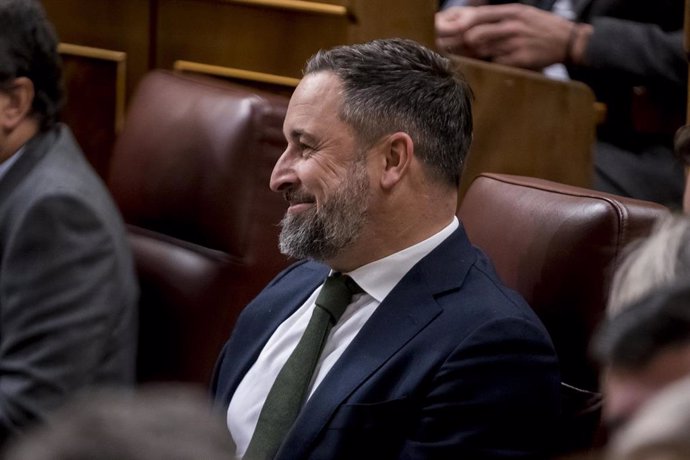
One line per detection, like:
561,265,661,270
421,229,551,344
5,126,123,230
27,126,107,198
422,226,535,321
456,254,551,341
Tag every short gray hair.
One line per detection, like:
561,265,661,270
607,213,690,316
304,38,473,187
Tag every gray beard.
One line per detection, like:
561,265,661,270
278,162,369,261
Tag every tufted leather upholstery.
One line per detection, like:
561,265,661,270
457,173,669,453
107,70,291,384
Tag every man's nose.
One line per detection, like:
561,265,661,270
269,149,296,193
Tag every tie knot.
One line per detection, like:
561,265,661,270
315,273,363,324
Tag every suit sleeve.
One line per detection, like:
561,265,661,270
397,316,561,459
585,17,686,88
0,195,121,441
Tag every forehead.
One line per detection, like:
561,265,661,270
284,72,346,137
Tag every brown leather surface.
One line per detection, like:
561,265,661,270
107,70,292,384
458,173,669,453
458,173,668,390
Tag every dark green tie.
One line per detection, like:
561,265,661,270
244,273,363,460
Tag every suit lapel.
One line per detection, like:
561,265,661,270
0,128,57,207
277,226,478,459
215,263,330,406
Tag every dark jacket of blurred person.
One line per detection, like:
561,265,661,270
0,0,137,444
437,0,687,207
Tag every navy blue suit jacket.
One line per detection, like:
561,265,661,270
213,226,561,459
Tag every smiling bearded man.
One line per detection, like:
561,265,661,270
278,154,370,261
212,38,560,460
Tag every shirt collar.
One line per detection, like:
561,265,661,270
0,145,26,183
347,216,459,303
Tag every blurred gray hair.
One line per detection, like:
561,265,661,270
3,384,234,460
607,213,690,317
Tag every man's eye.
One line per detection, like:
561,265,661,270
299,143,313,155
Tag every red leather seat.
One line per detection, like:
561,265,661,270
457,172,669,454
107,70,291,384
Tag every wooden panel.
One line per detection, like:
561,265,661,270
347,0,435,46
42,0,150,99
157,0,434,82
59,44,126,179
174,60,298,96
42,0,434,137
455,56,597,198
157,0,348,79
220,0,349,15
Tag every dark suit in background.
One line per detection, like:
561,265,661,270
0,125,138,442
439,0,687,207
213,226,560,459
571,0,686,207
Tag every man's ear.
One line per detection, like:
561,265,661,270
380,132,414,190
0,77,34,131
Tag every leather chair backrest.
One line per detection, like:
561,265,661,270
107,70,291,383
457,173,669,453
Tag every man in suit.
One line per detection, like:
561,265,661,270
0,0,137,444
436,0,687,208
213,38,561,459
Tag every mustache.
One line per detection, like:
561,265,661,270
283,190,316,205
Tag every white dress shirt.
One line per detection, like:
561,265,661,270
543,0,576,80
227,217,460,458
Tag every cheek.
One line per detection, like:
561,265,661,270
314,179,345,206
305,170,347,203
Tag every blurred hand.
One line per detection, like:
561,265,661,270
436,4,574,70
436,7,482,57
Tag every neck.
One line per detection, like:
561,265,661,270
327,184,458,273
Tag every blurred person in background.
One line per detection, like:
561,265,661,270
2,385,234,460
606,213,688,317
674,124,690,213
605,376,690,460
0,0,137,445
591,281,690,435
436,0,687,208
